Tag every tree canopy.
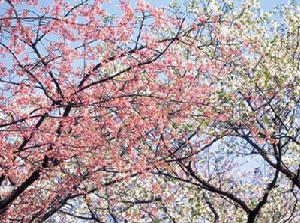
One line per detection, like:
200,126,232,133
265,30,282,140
0,0,300,222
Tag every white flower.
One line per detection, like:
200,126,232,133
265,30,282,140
251,0,260,9
208,0,219,13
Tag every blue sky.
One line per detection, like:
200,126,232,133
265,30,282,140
116,0,294,9
260,0,295,9
2,0,296,16
102,0,298,17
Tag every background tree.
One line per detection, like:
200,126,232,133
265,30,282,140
152,1,300,222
